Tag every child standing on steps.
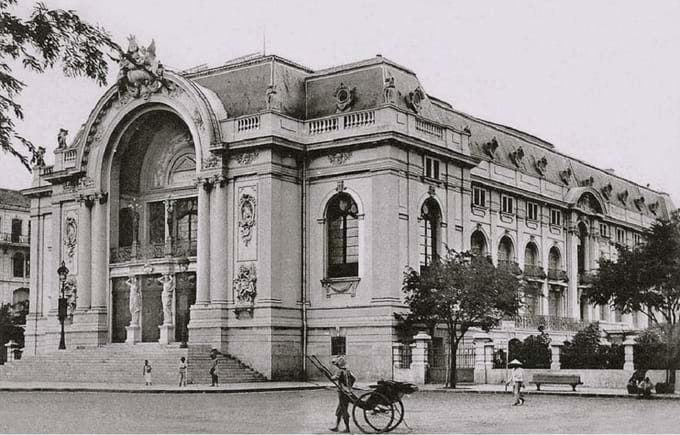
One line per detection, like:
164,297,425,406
178,357,187,387
143,360,152,386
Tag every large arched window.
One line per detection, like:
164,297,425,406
13,252,25,278
497,236,515,271
548,247,561,271
577,222,588,274
420,198,441,266
326,193,359,278
524,243,539,266
471,230,488,257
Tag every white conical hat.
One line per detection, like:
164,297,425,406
509,359,522,366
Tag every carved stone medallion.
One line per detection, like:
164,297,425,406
334,83,355,113
239,194,257,247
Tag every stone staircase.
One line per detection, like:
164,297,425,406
0,343,266,385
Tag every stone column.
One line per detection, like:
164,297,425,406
566,217,579,319
76,196,93,311
196,179,211,304
209,176,228,304
623,336,636,371
550,340,563,370
473,333,492,384
410,332,431,385
164,198,174,256
90,193,108,309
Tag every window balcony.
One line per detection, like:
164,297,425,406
547,268,569,282
110,240,197,264
523,264,547,280
0,232,29,246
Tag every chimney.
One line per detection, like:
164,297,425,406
604,168,615,174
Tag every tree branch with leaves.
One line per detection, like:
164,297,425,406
399,250,523,388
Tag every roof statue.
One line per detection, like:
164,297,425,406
116,36,171,101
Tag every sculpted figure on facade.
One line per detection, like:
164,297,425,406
158,274,175,325
63,278,77,318
265,84,281,111
383,74,397,105
239,194,257,247
57,128,68,149
30,146,46,167
63,216,77,260
233,263,257,305
126,276,141,326
116,36,169,101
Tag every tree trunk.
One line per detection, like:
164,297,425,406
448,336,459,389
668,324,676,392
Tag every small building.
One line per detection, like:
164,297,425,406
21,47,675,381
0,188,30,310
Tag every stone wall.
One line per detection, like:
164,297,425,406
484,368,678,389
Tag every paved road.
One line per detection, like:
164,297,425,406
0,389,676,433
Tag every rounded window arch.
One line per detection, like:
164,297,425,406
326,192,359,278
12,288,29,305
497,236,515,263
548,246,562,271
12,252,25,278
471,230,488,257
577,221,589,274
524,242,539,266
420,198,442,266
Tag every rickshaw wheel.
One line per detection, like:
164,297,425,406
352,391,395,433
386,398,404,432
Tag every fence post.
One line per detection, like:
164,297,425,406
4,340,17,362
623,336,636,371
550,339,563,370
392,342,403,368
411,331,431,385
473,333,492,384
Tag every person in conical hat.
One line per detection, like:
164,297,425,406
329,356,354,433
505,359,526,405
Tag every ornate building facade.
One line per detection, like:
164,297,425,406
23,46,675,380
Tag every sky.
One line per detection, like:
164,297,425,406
2,0,680,204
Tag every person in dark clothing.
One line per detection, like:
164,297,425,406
209,350,219,387
329,356,354,433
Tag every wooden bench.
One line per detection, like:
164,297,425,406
530,374,583,391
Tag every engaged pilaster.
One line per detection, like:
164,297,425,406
209,175,228,304
196,178,212,304
91,192,108,309
76,195,93,311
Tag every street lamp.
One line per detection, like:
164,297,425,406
57,260,69,350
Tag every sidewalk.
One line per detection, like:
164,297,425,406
420,382,680,400
0,380,679,399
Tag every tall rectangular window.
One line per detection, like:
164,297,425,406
331,336,346,356
148,202,165,244
526,202,539,221
616,228,626,244
501,195,514,214
424,157,441,180
472,187,486,208
633,233,642,246
550,209,562,226
599,223,609,238
11,219,22,243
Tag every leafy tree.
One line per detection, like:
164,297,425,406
1,0,120,169
584,211,680,390
634,325,680,371
400,250,523,388
561,323,624,369
0,301,28,363
508,333,551,369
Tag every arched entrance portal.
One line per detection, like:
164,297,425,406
109,110,198,344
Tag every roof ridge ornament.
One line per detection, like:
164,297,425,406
116,36,172,102
482,137,499,159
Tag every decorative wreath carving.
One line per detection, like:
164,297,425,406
202,153,221,169
334,82,355,113
534,156,548,176
63,216,77,259
509,147,525,168
633,196,645,211
648,201,659,215
601,183,613,200
236,151,259,165
405,87,425,113
328,152,352,166
233,263,257,305
239,194,257,246
559,168,573,185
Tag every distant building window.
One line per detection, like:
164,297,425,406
13,252,25,278
473,187,486,208
326,193,359,278
633,233,642,246
501,195,514,214
616,228,626,244
599,223,609,238
11,219,22,243
424,157,441,180
526,202,539,221
331,336,346,356
550,209,562,226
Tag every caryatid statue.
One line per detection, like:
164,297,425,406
126,276,141,326
158,274,175,325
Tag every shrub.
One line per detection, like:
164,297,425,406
561,323,624,369
634,328,680,370
505,333,551,369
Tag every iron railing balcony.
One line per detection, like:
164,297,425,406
514,314,587,332
523,264,547,280
0,232,29,246
497,260,522,275
110,239,197,264
547,268,569,282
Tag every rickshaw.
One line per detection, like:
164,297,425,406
307,355,418,433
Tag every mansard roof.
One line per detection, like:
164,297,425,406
0,188,29,210
182,53,673,219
